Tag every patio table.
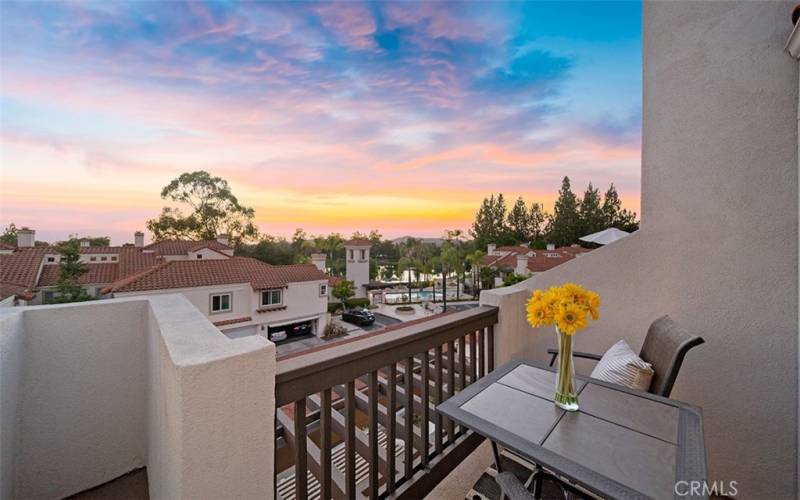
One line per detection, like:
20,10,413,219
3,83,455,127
437,359,707,500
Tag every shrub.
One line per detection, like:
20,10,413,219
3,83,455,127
322,322,348,339
328,303,343,314
396,305,415,312
345,297,370,309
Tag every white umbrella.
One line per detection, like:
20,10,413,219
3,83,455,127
579,227,630,245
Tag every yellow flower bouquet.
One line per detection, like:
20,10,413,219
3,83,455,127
526,283,600,410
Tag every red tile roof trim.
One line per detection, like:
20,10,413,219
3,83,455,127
213,316,252,327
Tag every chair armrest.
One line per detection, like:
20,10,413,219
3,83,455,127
495,472,535,500
547,348,603,367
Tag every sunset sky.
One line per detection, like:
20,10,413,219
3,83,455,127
0,1,642,245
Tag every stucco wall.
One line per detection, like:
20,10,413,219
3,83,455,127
0,311,23,499
482,2,798,498
118,283,253,324
0,295,276,498
7,300,149,498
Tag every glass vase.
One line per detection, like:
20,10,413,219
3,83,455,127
554,327,579,411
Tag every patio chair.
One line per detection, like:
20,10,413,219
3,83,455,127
492,316,705,500
547,314,705,397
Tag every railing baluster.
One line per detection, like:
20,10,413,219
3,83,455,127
478,328,485,379
470,331,477,384
488,324,495,372
404,356,414,480
294,398,308,500
421,349,430,466
459,336,467,390
345,381,356,498
446,340,455,443
368,371,379,499
321,389,332,500
387,364,397,495
434,345,443,455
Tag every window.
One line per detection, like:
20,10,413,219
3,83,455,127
319,284,328,296
110,256,117,261
349,249,354,260
261,289,282,307
101,256,107,261
90,257,97,262
210,293,232,313
196,254,203,259
360,249,366,260
47,257,55,262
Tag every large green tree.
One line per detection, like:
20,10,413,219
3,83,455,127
602,184,640,232
471,194,511,248
529,202,547,246
548,177,581,246
578,182,605,236
52,240,93,303
146,171,258,245
507,196,531,244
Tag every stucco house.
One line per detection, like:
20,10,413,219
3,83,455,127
0,229,329,340
481,243,591,285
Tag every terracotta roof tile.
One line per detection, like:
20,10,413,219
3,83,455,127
37,263,119,287
481,246,592,274
213,316,252,327
0,242,16,251
144,239,233,255
344,238,371,246
105,257,327,293
0,247,47,289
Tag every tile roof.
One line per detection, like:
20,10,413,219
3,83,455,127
481,246,592,274
0,242,16,251
0,247,47,299
213,316,252,327
344,238,371,246
144,239,233,255
104,257,328,293
37,263,119,287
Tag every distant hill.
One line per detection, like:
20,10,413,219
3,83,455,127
390,236,446,247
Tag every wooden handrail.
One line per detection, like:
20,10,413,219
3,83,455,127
276,305,498,406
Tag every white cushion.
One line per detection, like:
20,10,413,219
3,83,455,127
589,339,654,391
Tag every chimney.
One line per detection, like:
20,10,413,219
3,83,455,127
79,238,90,247
546,243,555,251
16,227,34,247
311,253,327,272
216,234,230,246
487,243,496,256
515,254,529,276
134,231,144,248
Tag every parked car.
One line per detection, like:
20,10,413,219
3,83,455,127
342,308,375,326
290,322,313,336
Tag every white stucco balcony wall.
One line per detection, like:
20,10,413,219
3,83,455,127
0,294,276,499
482,2,797,498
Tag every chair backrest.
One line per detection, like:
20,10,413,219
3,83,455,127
639,315,704,397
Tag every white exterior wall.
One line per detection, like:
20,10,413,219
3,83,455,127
116,280,329,337
0,295,275,498
482,3,797,498
345,245,370,298
252,280,329,335
187,248,229,260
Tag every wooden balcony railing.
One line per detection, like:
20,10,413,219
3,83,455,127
275,305,499,499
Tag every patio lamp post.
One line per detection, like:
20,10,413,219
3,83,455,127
441,263,448,312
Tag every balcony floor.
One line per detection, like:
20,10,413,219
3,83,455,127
67,468,149,500
426,440,494,500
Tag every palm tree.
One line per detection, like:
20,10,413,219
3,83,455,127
465,249,485,298
321,234,344,275
396,256,414,303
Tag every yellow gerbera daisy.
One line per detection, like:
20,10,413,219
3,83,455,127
526,299,552,327
586,291,601,320
561,282,588,306
555,302,588,335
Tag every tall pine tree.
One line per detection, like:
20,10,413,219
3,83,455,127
579,182,604,235
602,183,640,232
548,177,581,246
507,196,531,244
529,202,547,245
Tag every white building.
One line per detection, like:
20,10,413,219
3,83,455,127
344,238,371,298
0,230,329,340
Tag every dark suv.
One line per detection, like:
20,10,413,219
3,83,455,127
342,308,375,326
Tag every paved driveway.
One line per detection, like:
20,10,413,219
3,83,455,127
359,312,402,332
